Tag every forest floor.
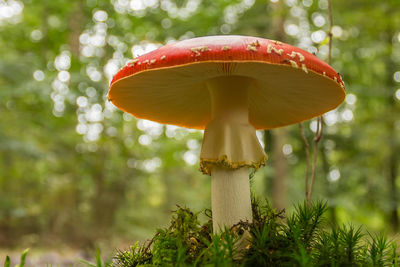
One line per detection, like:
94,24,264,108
0,248,112,267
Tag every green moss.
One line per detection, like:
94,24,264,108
111,200,399,267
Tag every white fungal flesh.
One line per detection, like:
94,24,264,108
289,60,298,68
253,40,260,46
190,48,200,56
246,40,261,52
287,51,305,62
150,59,156,64
127,59,138,66
221,46,231,51
301,64,308,73
160,55,166,60
271,40,283,45
267,44,283,55
246,45,258,52
203,76,260,233
191,46,210,56
211,167,252,233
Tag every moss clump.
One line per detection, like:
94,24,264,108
111,200,399,267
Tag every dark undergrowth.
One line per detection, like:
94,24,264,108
110,199,399,267
4,200,399,267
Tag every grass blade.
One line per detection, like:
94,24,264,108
4,256,10,267
79,259,97,267
96,248,103,267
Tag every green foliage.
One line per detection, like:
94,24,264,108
150,206,210,265
111,200,400,266
3,256,10,267
367,233,391,266
80,247,113,267
314,225,365,266
3,249,29,267
112,242,152,267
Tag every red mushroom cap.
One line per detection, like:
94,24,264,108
109,35,345,130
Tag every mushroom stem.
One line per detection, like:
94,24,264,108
211,167,252,232
203,76,257,232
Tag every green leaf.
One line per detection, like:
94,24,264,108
15,248,29,267
4,256,10,267
79,259,97,267
318,36,330,47
95,248,103,267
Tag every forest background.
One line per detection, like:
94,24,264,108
0,0,399,262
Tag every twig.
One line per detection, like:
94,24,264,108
307,117,323,205
304,0,333,206
298,123,310,200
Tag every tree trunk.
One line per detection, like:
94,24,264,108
384,19,399,231
271,128,288,210
265,0,289,211
388,144,399,231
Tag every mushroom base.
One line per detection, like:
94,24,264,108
211,167,252,233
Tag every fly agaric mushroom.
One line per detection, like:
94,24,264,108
108,35,345,233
